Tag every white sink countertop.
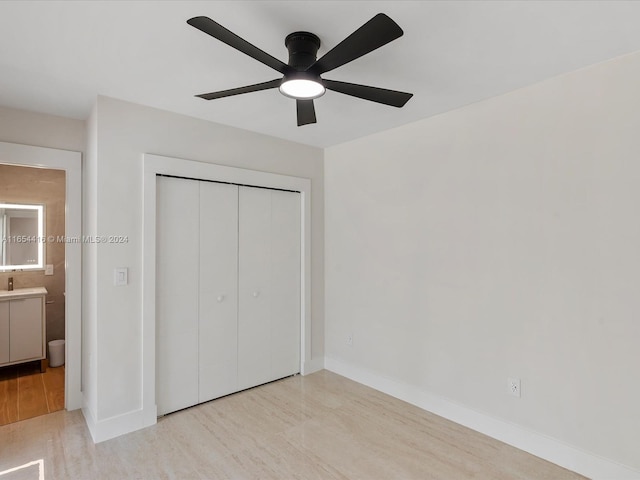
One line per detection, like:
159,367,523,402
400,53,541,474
0,287,48,300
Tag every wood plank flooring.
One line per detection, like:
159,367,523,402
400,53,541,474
0,370,585,479
0,361,64,426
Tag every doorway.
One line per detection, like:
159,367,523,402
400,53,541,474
0,164,66,425
0,141,82,423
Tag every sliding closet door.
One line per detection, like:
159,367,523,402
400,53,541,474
238,187,301,390
199,182,238,402
156,176,200,415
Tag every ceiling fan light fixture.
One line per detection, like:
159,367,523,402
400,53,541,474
279,77,325,100
279,79,325,99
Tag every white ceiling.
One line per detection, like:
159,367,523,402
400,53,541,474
1,1,640,148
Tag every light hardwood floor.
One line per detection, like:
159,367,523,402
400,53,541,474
0,362,65,426
0,370,586,479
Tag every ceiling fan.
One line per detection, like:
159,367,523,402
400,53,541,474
187,14,413,126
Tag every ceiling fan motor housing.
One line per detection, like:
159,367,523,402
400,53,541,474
285,32,321,70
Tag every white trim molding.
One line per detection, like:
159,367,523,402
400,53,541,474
0,141,82,411
142,154,312,429
83,403,157,444
325,357,640,480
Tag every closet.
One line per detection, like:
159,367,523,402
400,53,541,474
155,176,301,415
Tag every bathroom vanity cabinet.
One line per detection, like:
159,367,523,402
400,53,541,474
0,287,47,371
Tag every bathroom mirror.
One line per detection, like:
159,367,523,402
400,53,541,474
0,203,44,271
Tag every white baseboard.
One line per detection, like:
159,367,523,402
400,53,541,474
82,405,157,443
324,357,640,480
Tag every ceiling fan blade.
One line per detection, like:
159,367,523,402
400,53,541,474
324,79,413,107
196,79,281,100
187,16,290,75
309,13,403,75
297,100,317,126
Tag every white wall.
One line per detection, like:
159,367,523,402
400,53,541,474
0,105,85,152
325,51,640,475
84,96,324,439
0,103,85,322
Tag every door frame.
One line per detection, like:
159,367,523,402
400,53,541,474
0,141,82,410
142,154,311,422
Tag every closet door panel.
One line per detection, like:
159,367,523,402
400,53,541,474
269,190,301,379
156,176,200,415
199,182,239,402
238,187,272,389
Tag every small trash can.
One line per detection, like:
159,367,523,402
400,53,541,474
48,339,65,367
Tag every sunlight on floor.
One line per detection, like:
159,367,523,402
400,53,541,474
0,459,44,480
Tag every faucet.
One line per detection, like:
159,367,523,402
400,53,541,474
8,277,13,291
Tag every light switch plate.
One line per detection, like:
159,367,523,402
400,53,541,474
114,267,128,286
45,264,54,276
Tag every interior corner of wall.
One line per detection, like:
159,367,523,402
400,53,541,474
303,357,325,375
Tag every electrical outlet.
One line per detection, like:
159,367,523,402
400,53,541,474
346,333,353,346
508,377,521,398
